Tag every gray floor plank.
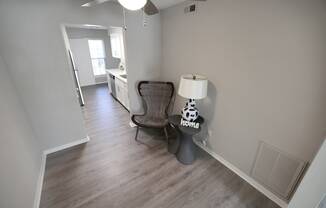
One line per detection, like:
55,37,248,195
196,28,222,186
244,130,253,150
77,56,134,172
40,84,280,208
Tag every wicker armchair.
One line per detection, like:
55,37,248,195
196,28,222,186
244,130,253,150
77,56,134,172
131,81,174,143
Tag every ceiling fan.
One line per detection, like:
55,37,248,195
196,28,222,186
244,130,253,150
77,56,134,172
82,0,159,16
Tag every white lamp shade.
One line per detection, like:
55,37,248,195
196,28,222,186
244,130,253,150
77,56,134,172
118,0,147,11
178,74,208,100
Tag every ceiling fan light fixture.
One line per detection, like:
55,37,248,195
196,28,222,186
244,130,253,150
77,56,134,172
118,0,147,11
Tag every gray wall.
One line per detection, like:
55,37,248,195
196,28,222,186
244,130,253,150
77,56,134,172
0,0,162,206
0,0,162,207
0,0,162,150
289,139,326,208
66,27,120,69
161,0,326,175
0,56,42,208
125,11,162,114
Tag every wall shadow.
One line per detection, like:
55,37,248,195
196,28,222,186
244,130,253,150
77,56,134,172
195,80,218,147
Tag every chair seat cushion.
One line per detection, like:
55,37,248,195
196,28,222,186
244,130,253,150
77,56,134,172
132,115,168,128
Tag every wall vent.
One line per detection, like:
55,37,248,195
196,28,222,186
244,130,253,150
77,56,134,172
251,142,307,200
184,4,196,13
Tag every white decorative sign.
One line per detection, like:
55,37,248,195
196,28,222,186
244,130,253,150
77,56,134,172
180,119,200,129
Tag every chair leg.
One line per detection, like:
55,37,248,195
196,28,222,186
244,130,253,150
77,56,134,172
135,126,140,141
164,127,169,145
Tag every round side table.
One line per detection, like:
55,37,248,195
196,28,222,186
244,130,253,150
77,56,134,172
168,115,204,165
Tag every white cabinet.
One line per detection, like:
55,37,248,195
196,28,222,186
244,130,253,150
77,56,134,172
115,78,123,102
115,77,129,110
106,71,112,93
110,33,123,59
107,69,129,111
109,27,125,63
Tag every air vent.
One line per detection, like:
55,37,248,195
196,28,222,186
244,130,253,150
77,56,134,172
184,4,196,13
251,142,307,200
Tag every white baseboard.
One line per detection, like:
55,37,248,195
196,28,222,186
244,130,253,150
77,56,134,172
34,136,286,207
33,136,90,208
33,153,46,208
43,136,90,155
80,82,108,88
194,140,289,208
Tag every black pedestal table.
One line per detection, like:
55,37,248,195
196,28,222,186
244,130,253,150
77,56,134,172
168,115,204,165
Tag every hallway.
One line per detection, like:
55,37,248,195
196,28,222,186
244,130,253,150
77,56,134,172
40,84,280,208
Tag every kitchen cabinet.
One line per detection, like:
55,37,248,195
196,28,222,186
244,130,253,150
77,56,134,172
115,78,129,110
110,33,123,59
106,69,129,111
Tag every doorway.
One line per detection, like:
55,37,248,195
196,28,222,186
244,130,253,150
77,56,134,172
62,24,128,108
61,24,130,132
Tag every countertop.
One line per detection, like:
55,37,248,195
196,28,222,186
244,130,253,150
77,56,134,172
106,68,127,83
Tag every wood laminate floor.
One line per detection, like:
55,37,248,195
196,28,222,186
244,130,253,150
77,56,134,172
40,84,280,208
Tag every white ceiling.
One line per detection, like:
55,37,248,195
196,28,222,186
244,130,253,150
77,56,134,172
151,0,187,10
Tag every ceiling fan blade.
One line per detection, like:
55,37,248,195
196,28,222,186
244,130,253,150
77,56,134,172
143,0,159,15
81,0,112,7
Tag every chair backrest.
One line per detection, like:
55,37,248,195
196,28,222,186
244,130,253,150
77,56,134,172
138,81,174,119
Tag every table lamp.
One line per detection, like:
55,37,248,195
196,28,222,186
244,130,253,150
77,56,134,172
178,74,208,125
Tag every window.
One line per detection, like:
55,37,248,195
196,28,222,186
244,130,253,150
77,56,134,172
88,39,106,76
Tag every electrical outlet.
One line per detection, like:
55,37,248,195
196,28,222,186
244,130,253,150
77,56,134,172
208,130,213,138
318,194,326,208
